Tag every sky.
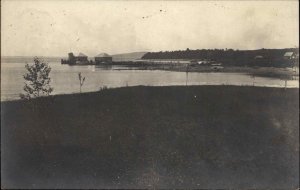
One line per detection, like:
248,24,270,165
1,0,299,57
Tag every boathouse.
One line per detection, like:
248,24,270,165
64,52,89,65
77,53,88,62
95,53,112,64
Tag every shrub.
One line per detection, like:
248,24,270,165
20,57,53,99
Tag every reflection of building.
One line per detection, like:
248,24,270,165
95,53,112,64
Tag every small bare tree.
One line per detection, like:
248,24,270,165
78,72,86,93
20,57,53,99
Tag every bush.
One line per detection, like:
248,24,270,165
20,57,53,99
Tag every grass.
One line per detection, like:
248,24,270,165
1,85,299,189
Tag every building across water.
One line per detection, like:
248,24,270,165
61,52,90,65
95,53,112,64
62,52,112,65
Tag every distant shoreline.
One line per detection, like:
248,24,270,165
107,63,299,80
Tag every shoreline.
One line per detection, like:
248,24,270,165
2,83,299,103
108,63,299,79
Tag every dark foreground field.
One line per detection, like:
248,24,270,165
1,86,299,189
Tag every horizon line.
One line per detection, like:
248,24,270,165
1,47,299,57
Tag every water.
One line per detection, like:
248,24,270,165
1,62,299,101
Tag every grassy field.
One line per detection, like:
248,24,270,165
1,85,299,189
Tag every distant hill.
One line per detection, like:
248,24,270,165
1,56,66,63
111,52,147,62
1,52,147,63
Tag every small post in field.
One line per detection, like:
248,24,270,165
186,63,189,86
78,72,86,93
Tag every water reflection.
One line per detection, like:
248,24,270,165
1,62,299,101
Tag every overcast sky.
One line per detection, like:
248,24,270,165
2,0,299,56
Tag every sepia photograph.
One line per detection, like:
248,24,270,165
1,0,299,189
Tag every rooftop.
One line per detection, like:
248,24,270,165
284,52,294,57
78,52,88,57
95,53,111,57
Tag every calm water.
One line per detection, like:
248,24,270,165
1,62,299,101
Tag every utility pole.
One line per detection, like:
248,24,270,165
284,79,287,90
186,63,189,86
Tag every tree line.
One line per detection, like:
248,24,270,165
142,48,299,67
